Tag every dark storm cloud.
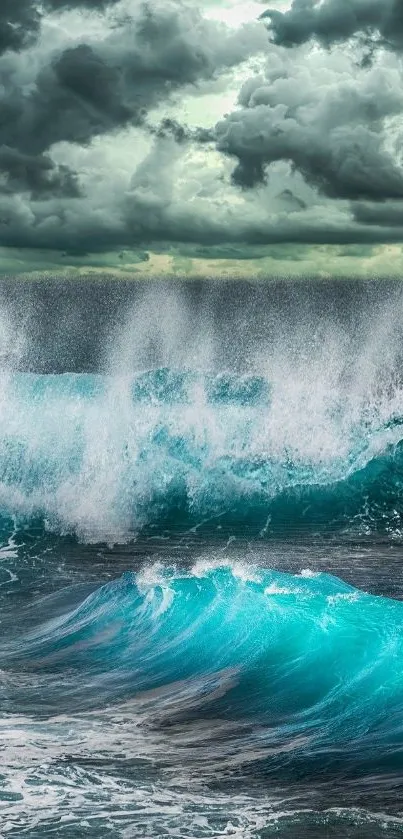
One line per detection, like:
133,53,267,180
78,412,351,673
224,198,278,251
0,0,266,253
216,107,403,199
47,0,120,7
0,1,40,55
0,1,270,253
261,0,403,52
16,43,136,154
151,118,214,145
215,58,403,200
0,0,120,57
0,147,81,199
2,0,403,257
353,202,403,228
1,133,403,255
1,207,402,252
1,4,264,155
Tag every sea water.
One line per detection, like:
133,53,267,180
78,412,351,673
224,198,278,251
1,279,403,837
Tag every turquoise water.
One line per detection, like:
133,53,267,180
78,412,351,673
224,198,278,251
0,369,402,540
1,360,403,836
8,563,403,755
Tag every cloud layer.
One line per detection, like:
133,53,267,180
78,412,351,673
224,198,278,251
1,0,403,267
261,0,403,52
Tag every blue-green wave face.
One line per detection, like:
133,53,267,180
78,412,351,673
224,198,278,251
3,283,403,838
0,368,402,540
5,563,403,775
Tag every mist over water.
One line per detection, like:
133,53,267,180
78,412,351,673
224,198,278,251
0,279,402,541
2,278,403,837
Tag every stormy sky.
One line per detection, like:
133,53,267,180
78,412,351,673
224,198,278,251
2,0,403,277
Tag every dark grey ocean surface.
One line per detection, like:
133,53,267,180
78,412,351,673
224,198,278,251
1,277,403,837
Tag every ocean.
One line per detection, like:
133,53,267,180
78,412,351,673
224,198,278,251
1,277,403,837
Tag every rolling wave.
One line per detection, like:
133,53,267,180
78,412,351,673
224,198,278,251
4,284,403,837
4,563,403,774
0,369,401,541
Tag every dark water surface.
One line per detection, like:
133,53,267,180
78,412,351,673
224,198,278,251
1,278,403,837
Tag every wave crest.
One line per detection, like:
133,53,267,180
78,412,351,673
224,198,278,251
0,370,401,541
4,563,403,772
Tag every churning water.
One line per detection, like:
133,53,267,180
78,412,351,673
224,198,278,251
1,278,403,837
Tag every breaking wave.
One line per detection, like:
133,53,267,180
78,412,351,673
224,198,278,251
4,561,403,778
0,369,401,541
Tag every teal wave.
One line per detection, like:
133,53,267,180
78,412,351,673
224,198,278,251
0,370,401,540
6,564,403,773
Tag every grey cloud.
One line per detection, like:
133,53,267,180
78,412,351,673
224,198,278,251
0,0,121,57
0,147,81,198
0,0,266,255
353,202,403,228
3,0,403,256
150,118,214,145
47,0,119,7
20,44,135,154
2,195,403,252
215,59,403,200
232,158,267,189
0,1,40,55
2,136,403,254
261,0,403,52
277,189,307,210
1,4,265,156
218,109,403,199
